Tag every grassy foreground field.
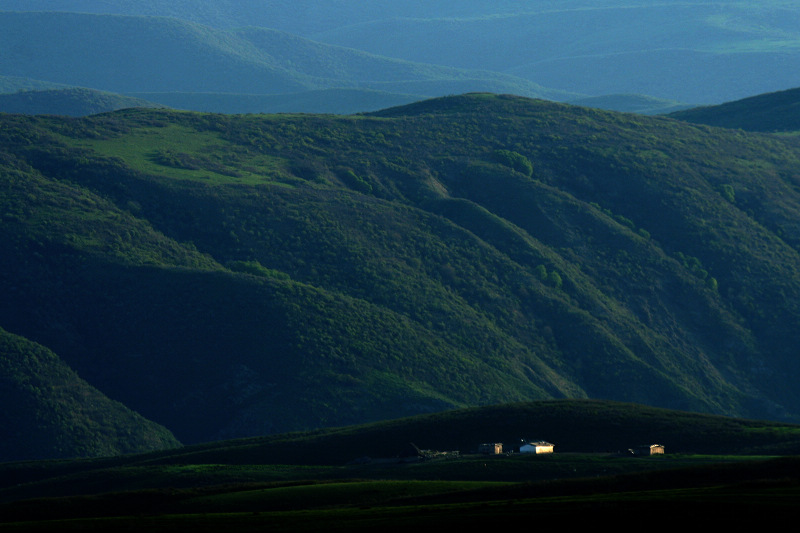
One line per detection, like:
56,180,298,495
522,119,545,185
2,400,800,530
1,454,798,530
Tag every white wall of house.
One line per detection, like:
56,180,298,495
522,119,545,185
520,442,554,454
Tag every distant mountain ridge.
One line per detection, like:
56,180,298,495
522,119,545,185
127,89,425,115
0,1,558,32
7,1,793,104
309,5,800,104
0,10,573,114
6,3,800,111
0,88,164,116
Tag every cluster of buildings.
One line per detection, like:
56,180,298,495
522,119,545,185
627,444,665,456
477,441,665,456
409,439,666,460
478,440,555,455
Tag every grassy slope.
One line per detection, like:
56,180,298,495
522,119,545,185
4,94,800,454
5,457,799,530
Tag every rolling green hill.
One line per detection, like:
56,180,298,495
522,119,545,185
668,87,800,132
126,400,800,467
4,93,800,460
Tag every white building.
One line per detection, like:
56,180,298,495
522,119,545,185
519,441,554,454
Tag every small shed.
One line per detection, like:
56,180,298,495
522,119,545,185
478,443,503,455
519,441,554,454
630,444,665,456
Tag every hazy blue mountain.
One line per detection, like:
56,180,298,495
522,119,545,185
0,88,165,116
309,3,800,104
129,89,424,114
0,11,572,108
0,1,575,32
4,2,800,105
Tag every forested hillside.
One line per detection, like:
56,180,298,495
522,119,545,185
3,93,800,460
0,327,180,461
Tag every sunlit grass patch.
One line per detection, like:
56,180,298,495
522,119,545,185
73,124,287,185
